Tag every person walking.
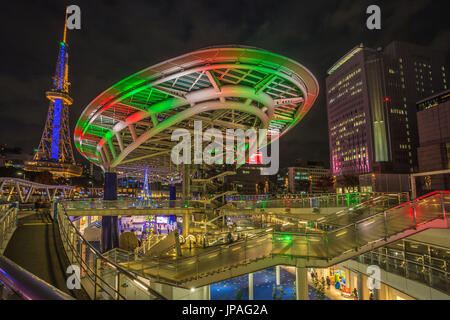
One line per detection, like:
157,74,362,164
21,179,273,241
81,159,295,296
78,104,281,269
353,288,358,300
326,276,331,289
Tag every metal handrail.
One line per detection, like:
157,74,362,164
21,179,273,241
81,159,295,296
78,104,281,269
361,247,448,273
331,190,446,231
122,191,448,286
60,192,410,211
0,202,74,300
356,243,449,294
56,203,166,300
0,204,17,254
0,177,74,190
0,254,74,300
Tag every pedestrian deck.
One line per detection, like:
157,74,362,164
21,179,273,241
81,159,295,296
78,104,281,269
3,211,89,299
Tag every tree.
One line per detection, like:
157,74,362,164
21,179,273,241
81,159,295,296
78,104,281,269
312,277,326,300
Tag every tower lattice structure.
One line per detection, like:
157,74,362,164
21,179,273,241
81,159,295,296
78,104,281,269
25,13,81,177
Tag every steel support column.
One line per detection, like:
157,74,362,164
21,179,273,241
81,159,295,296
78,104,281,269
296,267,308,300
101,171,119,253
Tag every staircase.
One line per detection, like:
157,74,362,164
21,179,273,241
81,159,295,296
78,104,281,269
118,191,450,288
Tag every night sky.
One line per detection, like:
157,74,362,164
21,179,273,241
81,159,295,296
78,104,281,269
1,0,449,168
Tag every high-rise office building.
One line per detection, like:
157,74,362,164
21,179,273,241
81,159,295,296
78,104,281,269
326,41,447,191
275,159,330,194
416,89,450,190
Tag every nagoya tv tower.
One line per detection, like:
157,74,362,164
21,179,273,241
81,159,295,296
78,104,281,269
25,10,82,177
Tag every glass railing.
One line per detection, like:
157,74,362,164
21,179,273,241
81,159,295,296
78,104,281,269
56,203,166,300
119,191,448,286
223,192,408,211
61,199,210,211
315,193,410,229
355,239,449,294
60,192,409,212
0,203,17,253
1,202,74,300
0,254,74,300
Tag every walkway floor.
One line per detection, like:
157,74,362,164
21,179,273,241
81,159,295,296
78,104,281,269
3,211,89,299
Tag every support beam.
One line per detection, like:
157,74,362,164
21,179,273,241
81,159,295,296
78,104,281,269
51,188,58,201
115,132,124,152
205,70,221,92
16,182,24,203
151,113,158,127
7,185,14,202
128,124,137,142
25,187,34,202
107,139,117,160
102,145,111,163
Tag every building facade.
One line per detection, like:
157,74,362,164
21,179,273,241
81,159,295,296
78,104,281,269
326,41,448,191
416,89,450,190
276,161,329,194
225,164,268,195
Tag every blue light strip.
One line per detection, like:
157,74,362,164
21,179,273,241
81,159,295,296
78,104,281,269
50,42,66,160
57,43,66,91
51,99,62,160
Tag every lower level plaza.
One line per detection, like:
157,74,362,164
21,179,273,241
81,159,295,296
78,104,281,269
207,265,414,300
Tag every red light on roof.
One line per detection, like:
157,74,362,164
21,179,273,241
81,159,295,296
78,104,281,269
246,152,262,164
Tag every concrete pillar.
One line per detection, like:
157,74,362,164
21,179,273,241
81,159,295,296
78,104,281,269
248,273,254,300
101,172,119,253
170,185,176,208
182,164,191,202
182,213,190,237
203,285,210,300
347,269,352,291
374,287,380,300
296,267,308,300
276,266,280,286
170,185,176,200
410,175,416,200
356,272,363,300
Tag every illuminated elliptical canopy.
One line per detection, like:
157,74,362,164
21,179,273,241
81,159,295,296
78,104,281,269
74,46,319,175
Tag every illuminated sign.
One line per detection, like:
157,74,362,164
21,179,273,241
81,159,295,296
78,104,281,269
156,216,169,224
246,152,262,164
